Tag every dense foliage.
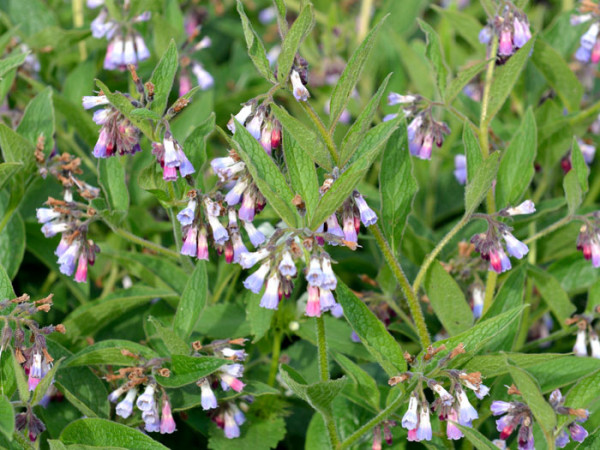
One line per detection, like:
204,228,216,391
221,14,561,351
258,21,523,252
0,0,600,448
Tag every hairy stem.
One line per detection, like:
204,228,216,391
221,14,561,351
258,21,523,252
356,0,374,42
300,102,340,166
112,227,180,259
340,389,408,449
369,224,431,348
523,216,571,245
267,331,282,386
412,215,470,293
480,37,499,314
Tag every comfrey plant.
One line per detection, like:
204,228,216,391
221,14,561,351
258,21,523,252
3,0,600,448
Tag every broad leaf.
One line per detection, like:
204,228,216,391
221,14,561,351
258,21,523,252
236,0,275,83
528,265,576,327
465,152,499,214
173,261,207,338
148,40,179,115
463,125,482,184
60,419,168,449
445,59,489,104
277,4,314,83
418,19,450,97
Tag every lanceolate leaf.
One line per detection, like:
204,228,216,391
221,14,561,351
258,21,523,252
270,104,332,170
495,108,537,209
277,4,314,83
418,19,450,97
445,59,489,104
528,265,576,327
232,118,299,227
329,15,388,129
463,125,482,183
341,73,392,166
335,281,406,375
485,38,535,124
173,261,207,339
149,40,179,115
424,261,473,335
465,152,499,214
571,138,590,194
98,157,129,217
16,86,55,155
236,0,275,83
379,125,417,253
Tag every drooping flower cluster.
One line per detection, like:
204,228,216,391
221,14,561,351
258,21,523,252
569,313,600,358
105,353,177,434
88,1,151,70
178,25,214,95
576,214,600,267
192,339,249,439
392,365,489,442
384,93,450,160
479,5,532,62
0,293,64,394
371,420,397,450
34,145,101,283
227,100,282,156
152,129,195,182
572,0,600,64
470,200,536,273
288,57,310,102
491,387,589,449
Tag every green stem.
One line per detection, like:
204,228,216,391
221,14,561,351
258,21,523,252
369,224,431,348
267,331,282,386
356,0,374,42
300,102,340,166
480,36,499,314
340,389,408,449
523,216,571,245
315,317,341,449
412,215,470,293
112,227,180,259
316,316,329,381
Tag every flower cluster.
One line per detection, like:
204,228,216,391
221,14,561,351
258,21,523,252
384,93,450,160
569,313,600,358
576,214,600,267
88,0,151,71
34,146,101,283
470,200,536,273
211,401,249,439
1,293,66,442
105,353,176,434
572,0,600,64
82,94,142,158
152,129,195,182
479,5,532,62
394,367,489,442
227,100,282,155
491,387,589,449
178,26,214,95
371,420,397,450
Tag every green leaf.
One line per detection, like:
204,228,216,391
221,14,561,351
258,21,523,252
564,369,600,413
236,0,275,83
484,265,526,318
0,52,27,79
329,15,388,128
129,108,162,121
0,195,25,279
98,157,129,217
0,163,22,191
65,340,159,367
232,118,299,227
208,415,286,450
0,396,13,442
138,160,170,202
335,281,406,375
528,265,576,327
463,125,482,185
147,316,189,356
507,363,556,436
277,4,314,83
157,355,228,388
340,73,392,165
429,306,525,365
463,353,567,377
282,130,319,222
531,39,583,112
60,419,168,449
571,138,589,194
424,261,473,335
445,59,489,104
183,113,214,176
58,287,178,344
434,7,483,50
0,123,36,175
418,19,450,97
279,365,346,417
16,87,54,154
563,170,582,215
31,358,63,405
269,104,332,170
173,262,207,339
272,0,288,35
245,290,274,343
305,414,329,450
0,264,14,299
465,152,499,214
334,353,380,410
456,424,498,449
149,40,178,116
310,118,399,230
379,126,417,253
485,38,535,124
11,349,29,403
495,108,537,209
95,80,154,139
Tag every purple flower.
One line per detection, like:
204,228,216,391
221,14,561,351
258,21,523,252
415,403,432,441
456,388,478,425
224,410,240,438
136,384,156,412
243,261,270,294
490,401,512,416
278,251,297,277
503,231,529,259
446,408,463,440
116,388,137,419
556,430,570,448
199,379,217,410
569,422,588,442
160,400,176,434
353,192,378,226
260,274,280,309
454,154,467,185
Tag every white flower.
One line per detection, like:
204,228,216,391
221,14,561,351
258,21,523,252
573,329,588,357
401,394,419,430
135,384,156,411
290,70,309,102
506,200,535,216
